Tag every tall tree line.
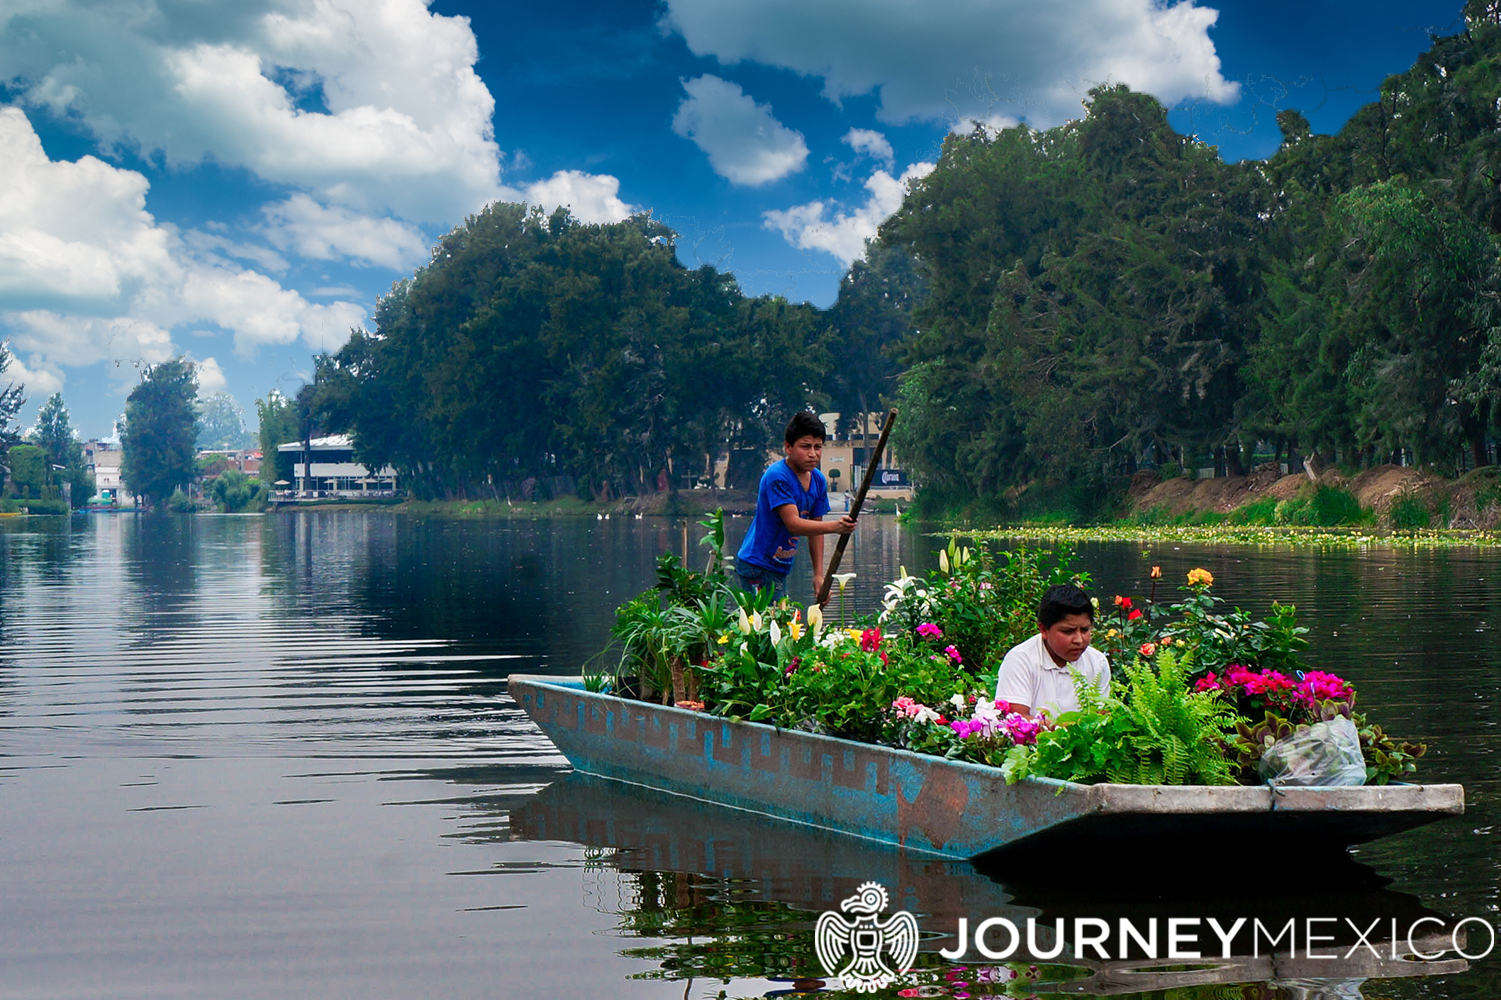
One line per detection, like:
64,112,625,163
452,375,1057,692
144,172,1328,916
313,207,841,499
883,2,1501,496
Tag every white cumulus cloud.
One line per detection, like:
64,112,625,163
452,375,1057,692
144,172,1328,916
4,352,65,401
0,108,366,384
0,0,505,223
193,355,229,393
671,74,809,186
764,161,935,266
262,195,429,271
661,0,1239,128
0,107,173,315
843,128,894,167
517,170,634,225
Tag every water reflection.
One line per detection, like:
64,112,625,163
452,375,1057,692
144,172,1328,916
497,773,1467,997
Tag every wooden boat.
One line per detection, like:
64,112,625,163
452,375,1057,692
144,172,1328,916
509,674,1465,861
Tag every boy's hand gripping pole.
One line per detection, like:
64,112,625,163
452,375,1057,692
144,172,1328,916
816,408,898,607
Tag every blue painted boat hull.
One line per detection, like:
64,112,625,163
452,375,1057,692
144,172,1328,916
509,674,1464,860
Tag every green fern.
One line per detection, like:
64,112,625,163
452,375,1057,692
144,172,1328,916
1010,650,1240,786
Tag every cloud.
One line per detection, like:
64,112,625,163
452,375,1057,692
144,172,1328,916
262,195,429,270
4,352,65,401
518,170,634,225
0,0,504,222
843,128,894,167
0,108,366,380
671,75,809,186
661,0,1238,128
0,108,174,315
764,161,935,266
193,355,228,393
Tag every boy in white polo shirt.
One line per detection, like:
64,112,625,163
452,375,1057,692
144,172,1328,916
994,584,1110,719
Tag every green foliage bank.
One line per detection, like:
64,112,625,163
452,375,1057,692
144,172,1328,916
884,5,1501,509
314,208,844,500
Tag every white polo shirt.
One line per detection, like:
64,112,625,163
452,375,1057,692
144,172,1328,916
993,634,1110,718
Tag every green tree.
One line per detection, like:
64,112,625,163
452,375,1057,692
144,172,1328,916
5,444,49,499
209,468,264,512
255,390,300,489
316,205,831,499
121,358,200,506
197,392,255,451
28,393,93,507
0,343,25,492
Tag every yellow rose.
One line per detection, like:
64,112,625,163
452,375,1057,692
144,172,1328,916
1187,568,1214,587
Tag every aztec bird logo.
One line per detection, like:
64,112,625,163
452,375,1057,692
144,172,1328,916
814,881,920,992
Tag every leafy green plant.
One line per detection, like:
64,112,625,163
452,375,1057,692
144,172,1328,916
1097,570,1310,678
1004,651,1240,786
1354,714,1426,784
209,469,265,512
1274,485,1367,526
887,540,1088,682
1386,486,1432,530
1476,472,1501,516
165,487,196,513
1226,497,1279,525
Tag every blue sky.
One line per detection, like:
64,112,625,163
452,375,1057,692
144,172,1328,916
0,0,1469,439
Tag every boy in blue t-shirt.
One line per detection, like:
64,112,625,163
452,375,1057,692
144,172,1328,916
736,412,857,601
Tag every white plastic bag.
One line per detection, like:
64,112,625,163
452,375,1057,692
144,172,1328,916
1258,715,1366,787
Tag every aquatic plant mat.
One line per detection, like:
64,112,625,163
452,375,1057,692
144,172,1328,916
956,523,1501,549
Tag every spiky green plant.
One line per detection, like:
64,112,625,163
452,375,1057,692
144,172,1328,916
1004,650,1240,786
1108,650,1239,785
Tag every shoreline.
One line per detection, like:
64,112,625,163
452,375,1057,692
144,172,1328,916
948,523,1501,549
264,490,907,518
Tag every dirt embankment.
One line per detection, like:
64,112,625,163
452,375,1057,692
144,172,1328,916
1129,463,1501,529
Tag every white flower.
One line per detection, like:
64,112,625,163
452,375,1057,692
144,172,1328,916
769,620,782,645
939,549,950,574
833,572,857,592
737,608,752,634
751,610,763,631
949,693,966,711
806,603,824,636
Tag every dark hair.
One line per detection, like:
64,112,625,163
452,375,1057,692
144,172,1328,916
1038,584,1094,628
784,411,827,445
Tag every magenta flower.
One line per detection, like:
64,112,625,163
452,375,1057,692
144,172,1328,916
944,644,963,664
1295,670,1356,707
917,622,944,640
860,628,883,652
1003,713,1042,745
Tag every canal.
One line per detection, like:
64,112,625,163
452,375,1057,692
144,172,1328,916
0,512,1496,998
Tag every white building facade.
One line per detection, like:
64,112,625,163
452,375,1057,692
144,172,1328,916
277,436,398,496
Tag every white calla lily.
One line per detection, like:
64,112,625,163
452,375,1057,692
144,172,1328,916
833,572,857,592
769,619,782,646
806,603,824,636
750,610,763,632
737,608,752,634
939,549,950,574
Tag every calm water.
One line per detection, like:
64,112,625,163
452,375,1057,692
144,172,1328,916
1,512,1498,999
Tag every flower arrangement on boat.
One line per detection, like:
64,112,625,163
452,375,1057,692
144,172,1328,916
597,514,1425,786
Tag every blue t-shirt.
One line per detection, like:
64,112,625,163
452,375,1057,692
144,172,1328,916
736,460,830,575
